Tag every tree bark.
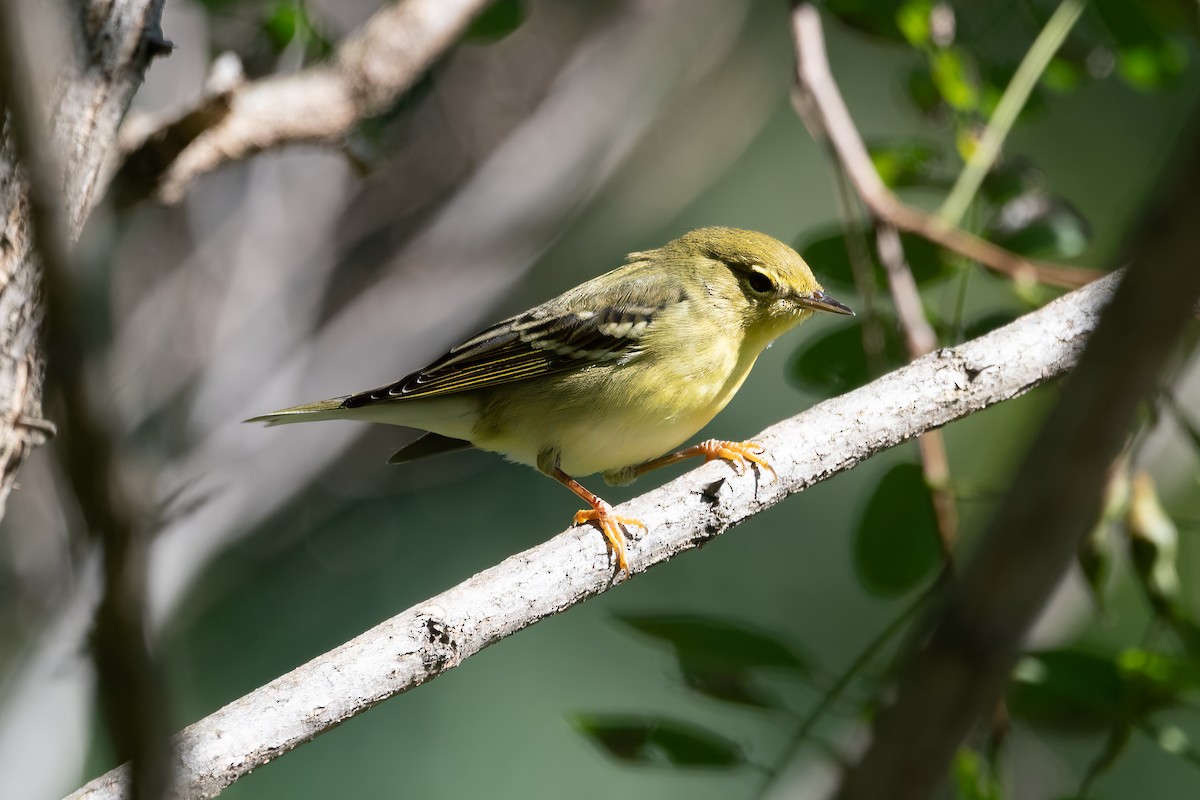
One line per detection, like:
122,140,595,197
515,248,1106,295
0,0,167,519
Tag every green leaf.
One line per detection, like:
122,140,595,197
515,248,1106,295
1117,648,1200,697
263,2,302,51
789,319,906,395
1116,41,1188,90
868,139,946,190
907,69,943,115
797,224,954,292
571,715,745,768
985,193,1091,258
261,1,333,60
1126,474,1185,621
953,748,1003,800
825,0,908,42
978,158,1041,206
464,0,527,42
1041,58,1084,92
854,463,942,596
1007,649,1162,733
615,614,810,675
895,0,935,48
679,665,780,710
1009,651,1122,732
930,48,980,112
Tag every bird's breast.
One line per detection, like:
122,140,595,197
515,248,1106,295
472,327,760,477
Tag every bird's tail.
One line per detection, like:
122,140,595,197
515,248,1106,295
244,396,352,426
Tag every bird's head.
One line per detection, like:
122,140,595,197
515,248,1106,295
668,227,853,335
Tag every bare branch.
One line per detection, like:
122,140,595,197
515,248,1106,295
114,0,497,204
790,4,1101,290
67,272,1122,800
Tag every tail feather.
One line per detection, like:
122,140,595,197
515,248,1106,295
244,396,352,426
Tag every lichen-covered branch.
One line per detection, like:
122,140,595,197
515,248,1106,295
67,271,1122,800
115,0,497,204
0,0,166,521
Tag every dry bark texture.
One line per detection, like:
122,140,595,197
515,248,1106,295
0,0,167,517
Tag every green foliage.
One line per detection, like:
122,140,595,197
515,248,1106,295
797,225,955,292
571,714,745,768
261,1,333,60
613,613,812,710
984,194,1090,258
854,463,942,596
790,319,907,395
952,748,1003,800
464,0,528,42
868,139,949,189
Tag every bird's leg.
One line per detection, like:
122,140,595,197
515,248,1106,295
549,468,646,573
626,439,778,482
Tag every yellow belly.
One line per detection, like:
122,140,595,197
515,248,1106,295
470,336,758,477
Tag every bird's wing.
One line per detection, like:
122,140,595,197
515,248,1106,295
343,289,680,408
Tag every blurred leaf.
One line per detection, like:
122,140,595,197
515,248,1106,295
1009,650,1127,732
979,158,1041,206
262,3,300,50
1126,473,1185,621
1079,468,1130,614
854,463,942,596
962,310,1020,340
680,665,780,710
798,225,954,293
896,0,935,48
953,748,1002,800
261,1,333,60
1093,0,1197,46
464,0,527,42
908,69,943,115
1008,648,1186,734
615,614,811,675
825,0,908,42
931,48,980,111
868,139,946,190
985,192,1091,258
571,715,745,768
1042,57,1084,92
789,319,907,395
1117,648,1200,696
1116,41,1188,89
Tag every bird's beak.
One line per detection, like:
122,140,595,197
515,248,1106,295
796,290,854,316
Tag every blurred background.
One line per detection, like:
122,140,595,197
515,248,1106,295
2,0,1200,797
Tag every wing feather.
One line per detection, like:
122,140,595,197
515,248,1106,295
342,292,681,409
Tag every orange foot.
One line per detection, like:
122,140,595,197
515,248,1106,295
695,439,777,481
574,501,648,574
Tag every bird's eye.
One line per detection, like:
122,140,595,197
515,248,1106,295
746,269,775,294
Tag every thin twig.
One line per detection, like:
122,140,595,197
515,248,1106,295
66,272,1123,800
938,0,1089,226
0,5,170,800
873,225,959,554
793,10,961,556
790,4,1101,290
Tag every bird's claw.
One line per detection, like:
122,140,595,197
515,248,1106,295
697,439,777,482
574,502,646,573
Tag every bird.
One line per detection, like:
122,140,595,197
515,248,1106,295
247,227,852,573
